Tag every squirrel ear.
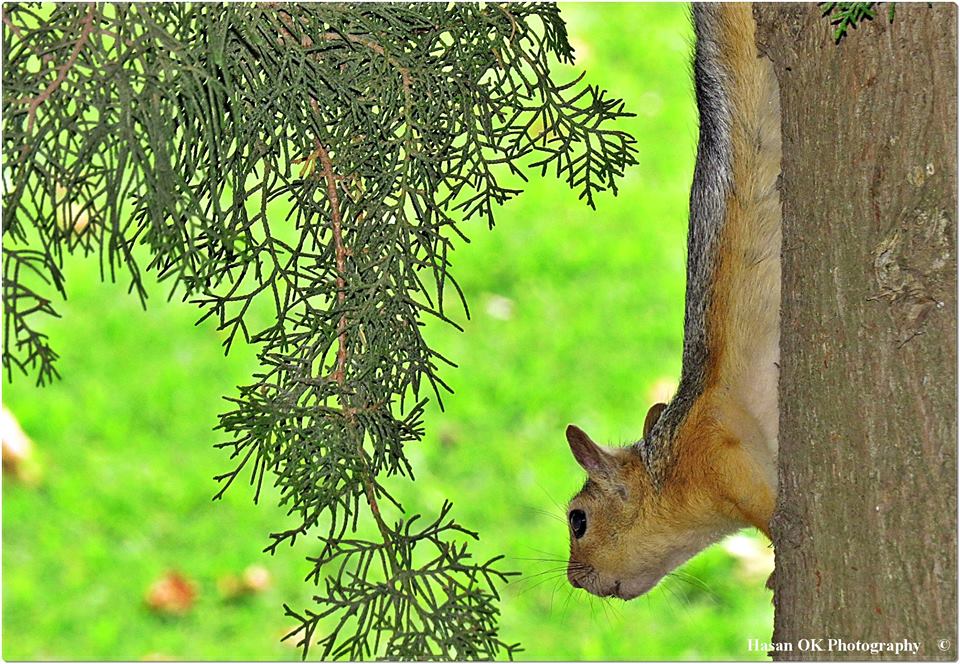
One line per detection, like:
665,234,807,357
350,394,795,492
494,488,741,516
643,402,668,438
566,424,614,476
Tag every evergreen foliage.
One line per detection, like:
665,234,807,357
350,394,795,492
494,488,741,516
2,3,636,658
820,2,895,43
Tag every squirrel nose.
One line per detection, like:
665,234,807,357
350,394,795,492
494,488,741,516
567,566,583,588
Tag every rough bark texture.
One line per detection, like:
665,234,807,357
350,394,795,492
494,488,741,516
754,3,957,660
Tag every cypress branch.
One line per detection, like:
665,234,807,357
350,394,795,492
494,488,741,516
3,2,637,658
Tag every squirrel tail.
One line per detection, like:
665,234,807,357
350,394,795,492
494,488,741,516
688,1,782,381
692,2,782,443
640,4,781,482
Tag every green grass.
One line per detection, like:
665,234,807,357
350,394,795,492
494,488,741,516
2,3,773,660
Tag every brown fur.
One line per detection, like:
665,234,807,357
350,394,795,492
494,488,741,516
565,4,781,600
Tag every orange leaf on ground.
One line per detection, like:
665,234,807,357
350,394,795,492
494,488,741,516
145,571,197,615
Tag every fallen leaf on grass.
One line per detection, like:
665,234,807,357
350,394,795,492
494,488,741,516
145,571,196,615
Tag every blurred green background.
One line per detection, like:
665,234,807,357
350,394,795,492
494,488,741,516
2,3,773,660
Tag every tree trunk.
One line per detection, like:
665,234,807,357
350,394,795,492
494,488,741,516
753,3,957,660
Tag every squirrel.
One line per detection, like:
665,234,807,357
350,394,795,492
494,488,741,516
564,3,781,600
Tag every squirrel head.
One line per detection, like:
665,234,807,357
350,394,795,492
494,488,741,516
563,411,733,600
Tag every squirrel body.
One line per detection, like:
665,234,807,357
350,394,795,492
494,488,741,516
564,3,781,600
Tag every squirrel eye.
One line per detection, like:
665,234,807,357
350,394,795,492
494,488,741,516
569,509,587,539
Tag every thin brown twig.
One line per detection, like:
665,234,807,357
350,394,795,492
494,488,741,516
315,142,349,385
1,10,22,38
17,3,97,136
315,141,396,565
2,11,54,65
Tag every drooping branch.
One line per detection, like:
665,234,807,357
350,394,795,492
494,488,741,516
2,3,636,658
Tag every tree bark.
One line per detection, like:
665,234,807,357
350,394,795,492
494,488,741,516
754,3,957,660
